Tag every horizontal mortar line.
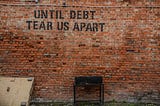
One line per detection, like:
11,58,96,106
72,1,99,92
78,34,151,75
0,3,160,8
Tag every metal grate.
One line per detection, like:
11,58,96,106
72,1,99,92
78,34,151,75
75,76,103,85
74,76,104,106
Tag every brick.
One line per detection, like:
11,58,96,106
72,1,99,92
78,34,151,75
0,0,160,104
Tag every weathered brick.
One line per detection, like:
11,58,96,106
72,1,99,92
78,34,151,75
0,0,160,104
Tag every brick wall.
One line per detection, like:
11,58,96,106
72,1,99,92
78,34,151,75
0,0,160,104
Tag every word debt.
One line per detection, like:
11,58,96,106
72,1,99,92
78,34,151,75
26,21,105,32
34,10,96,19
